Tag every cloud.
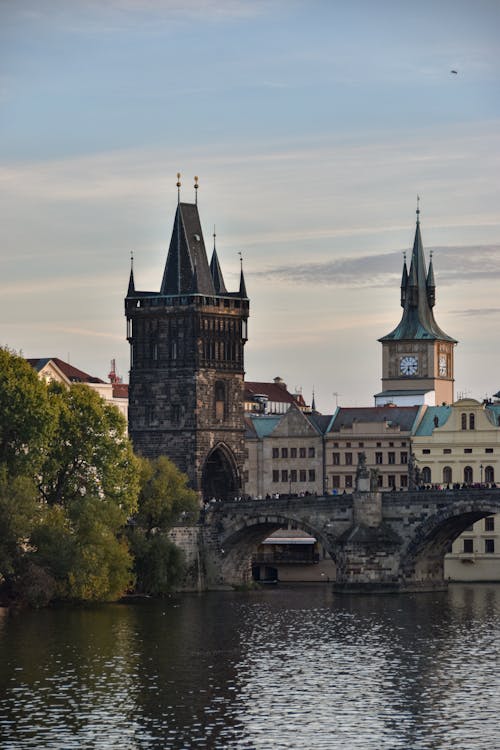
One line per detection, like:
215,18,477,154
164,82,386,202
250,244,500,288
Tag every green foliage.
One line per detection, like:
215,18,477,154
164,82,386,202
40,383,140,516
136,455,199,535
30,497,134,602
0,470,39,588
0,348,55,475
129,532,185,596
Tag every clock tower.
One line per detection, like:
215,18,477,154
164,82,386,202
375,205,457,406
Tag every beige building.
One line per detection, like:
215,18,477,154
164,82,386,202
325,406,422,493
244,407,324,499
412,397,500,580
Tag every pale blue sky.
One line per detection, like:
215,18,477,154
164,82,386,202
1,0,500,411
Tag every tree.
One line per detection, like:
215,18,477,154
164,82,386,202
39,382,139,516
135,455,199,536
0,348,55,476
129,456,199,595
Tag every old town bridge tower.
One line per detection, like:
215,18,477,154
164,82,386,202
125,177,249,500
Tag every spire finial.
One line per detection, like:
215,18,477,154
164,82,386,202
213,225,216,249
416,194,420,222
238,250,243,269
130,250,134,270
176,172,181,204
194,175,199,205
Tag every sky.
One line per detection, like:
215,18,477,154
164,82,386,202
1,0,500,414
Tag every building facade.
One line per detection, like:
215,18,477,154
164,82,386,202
125,187,249,500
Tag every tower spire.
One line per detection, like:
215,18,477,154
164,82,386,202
238,251,248,299
127,250,135,296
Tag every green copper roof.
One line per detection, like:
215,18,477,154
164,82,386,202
380,215,456,343
413,405,451,436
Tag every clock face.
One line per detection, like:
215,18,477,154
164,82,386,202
400,355,418,376
439,354,447,376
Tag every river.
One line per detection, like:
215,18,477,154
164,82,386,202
0,584,499,749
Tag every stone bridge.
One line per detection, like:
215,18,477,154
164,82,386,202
193,488,500,593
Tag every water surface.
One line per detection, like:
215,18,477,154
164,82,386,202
0,584,499,749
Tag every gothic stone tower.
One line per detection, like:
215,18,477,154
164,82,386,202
376,206,457,406
125,186,249,500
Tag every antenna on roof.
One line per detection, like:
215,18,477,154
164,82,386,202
194,175,199,205
176,172,181,204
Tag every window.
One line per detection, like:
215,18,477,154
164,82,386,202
388,475,396,489
299,470,307,482
400,474,408,488
422,466,432,484
401,441,407,447
377,474,383,488
423,449,430,455
331,475,340,489
345,453,353,465
400,452,408,464
290,469,297,483
308,469,316,482
308,447,315,458
485,516,495,532
345,475,353,488
346,442,351,448
461,412,467,430
281,447,288,459
375,452,383,465
443,466,452,484
281,470,288,483
333,453,340,465
290,447,297,458
388,452,396,465
272,448,279,459
485,466,495,483
333,442,339,448
485,448,494,454
464,466,473,484
170,341,177,360
463,539,473,553
215,381,226,421
272,470,279,483
299,447,306,458
376,442,382,447
464,448,472,454
389,442,394,447
469,413,475,430
485,539,495,554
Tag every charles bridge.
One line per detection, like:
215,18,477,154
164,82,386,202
172,485,500,593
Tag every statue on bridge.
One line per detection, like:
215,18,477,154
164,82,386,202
408,452,420,490
355,451,371,492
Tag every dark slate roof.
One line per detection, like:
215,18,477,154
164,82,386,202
27,358,105,384
160,202,216,296
328,406,420,433
380,218,456,343
306,413,333,434
209,247,227,294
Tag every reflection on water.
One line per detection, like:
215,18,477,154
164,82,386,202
0,584,499,749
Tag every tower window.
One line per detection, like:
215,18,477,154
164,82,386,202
469,413,475,430
461,413,467,430
215,381,226,421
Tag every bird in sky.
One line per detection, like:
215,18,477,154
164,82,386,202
451,69,458,74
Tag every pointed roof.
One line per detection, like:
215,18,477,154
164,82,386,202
209,247,228,294
160,202,215,296
127,267,135,296
239,265,248,299
379,213,456,343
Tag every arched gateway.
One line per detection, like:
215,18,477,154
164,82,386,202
201,444,240,501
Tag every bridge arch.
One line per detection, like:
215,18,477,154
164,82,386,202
400,493,500,584
216,512,336,586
